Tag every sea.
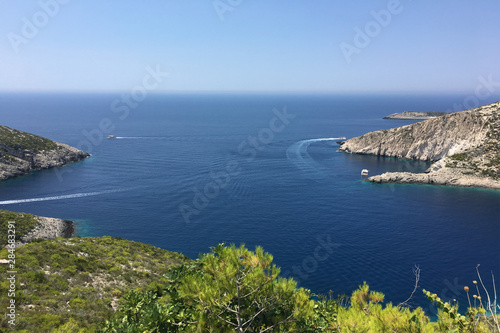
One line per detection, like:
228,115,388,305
1,92,499,317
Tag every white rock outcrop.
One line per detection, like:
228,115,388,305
339,102,500,189
17,216,74,246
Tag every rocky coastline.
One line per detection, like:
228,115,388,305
383,111,448,120
367,168,500,190
0,126,89,182
340,102,500,189
0,126,85,247
18,216,75,246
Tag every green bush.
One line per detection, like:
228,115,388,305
449,152,470,161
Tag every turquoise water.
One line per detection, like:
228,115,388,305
1,93,499,316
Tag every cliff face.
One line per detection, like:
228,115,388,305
0,126,89,181
340,103,497,161
339,102,500,189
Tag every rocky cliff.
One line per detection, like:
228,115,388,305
339,102,500,189
0,126,89,181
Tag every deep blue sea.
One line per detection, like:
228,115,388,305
1,92,499,316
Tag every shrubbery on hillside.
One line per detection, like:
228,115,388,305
0,126,57,153
101,244,500,332
0,237,189,332
1,239,498,332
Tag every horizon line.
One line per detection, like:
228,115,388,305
0,89,486,96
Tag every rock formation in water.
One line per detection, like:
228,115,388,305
339,102,500,189
0,126,89,181
383,111,448,120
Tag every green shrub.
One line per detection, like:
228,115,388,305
449,152,470,161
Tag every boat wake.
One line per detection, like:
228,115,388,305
0,189,124,205
115,136,159,139
286,138,343,179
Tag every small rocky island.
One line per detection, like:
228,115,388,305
0,126,89,181
340,102,500,189
383,111,448,120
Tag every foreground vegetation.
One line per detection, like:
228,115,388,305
100,244,500,332
1,238,498,332
0,237,189,332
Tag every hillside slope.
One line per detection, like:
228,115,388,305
339,102,500,189
0,237,190,332
0,126,89,181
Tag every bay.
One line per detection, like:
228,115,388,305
1,92,499,316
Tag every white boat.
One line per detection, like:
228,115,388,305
108,135,117,139
361,169,369,176
336,136,347,144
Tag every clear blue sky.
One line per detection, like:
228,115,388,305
1,0,499,93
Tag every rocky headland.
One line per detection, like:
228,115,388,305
383,111,448,120
18,215,74,245
0,125,89,181
0,209,75,248
339,102,500,190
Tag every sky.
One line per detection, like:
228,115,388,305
1,0,499,93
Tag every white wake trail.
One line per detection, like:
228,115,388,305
0,189,123,205
286,138,343,179
116,137,151,139
115,136,171,139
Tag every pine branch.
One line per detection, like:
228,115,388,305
259,313,295,333
241,278,272,299
212,311,237,327
241,304,269,329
